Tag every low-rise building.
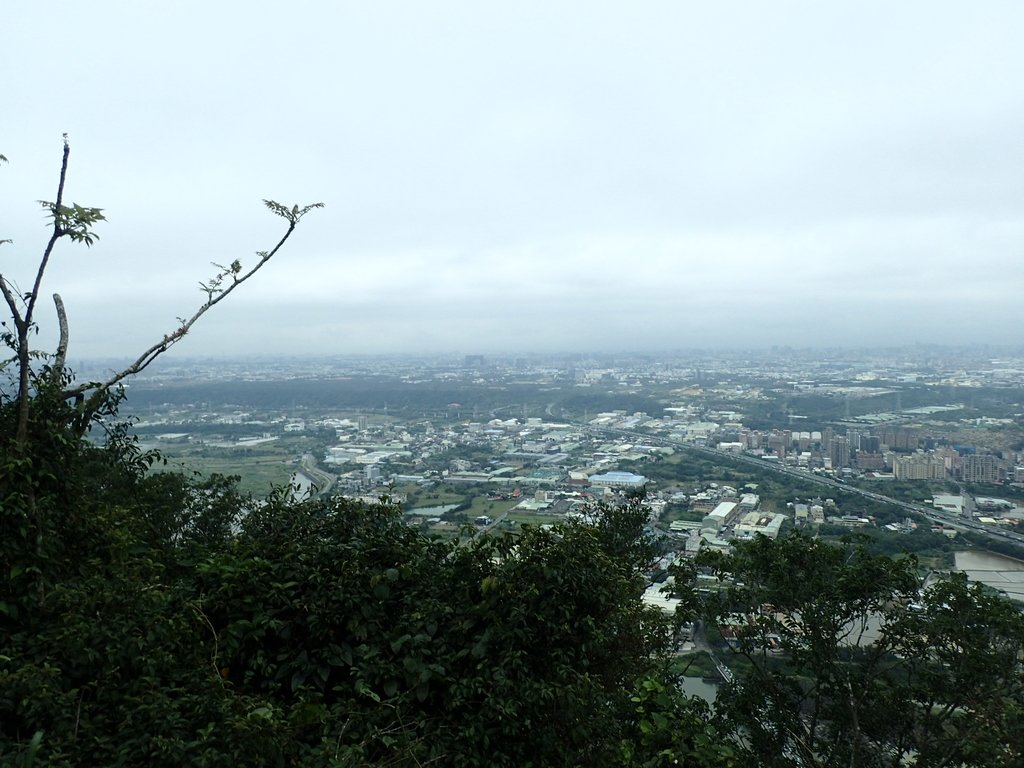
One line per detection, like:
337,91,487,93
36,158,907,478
589,471,647,489
735,512,786,539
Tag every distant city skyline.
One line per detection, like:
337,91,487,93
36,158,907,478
66,343,1024,382
3,2,1023,359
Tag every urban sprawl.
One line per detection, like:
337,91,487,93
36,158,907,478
116,347,1024,603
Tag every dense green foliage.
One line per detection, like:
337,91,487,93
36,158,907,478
1,380,735,766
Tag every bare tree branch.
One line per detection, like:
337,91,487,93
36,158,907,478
0,276,20,325
53,293,68,371
13,137,72,443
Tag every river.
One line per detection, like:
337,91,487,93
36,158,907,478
680,676,718,704
289,471,315,499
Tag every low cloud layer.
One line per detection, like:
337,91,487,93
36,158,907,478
3,2,1022,359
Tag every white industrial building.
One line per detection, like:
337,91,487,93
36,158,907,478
701,501,739,532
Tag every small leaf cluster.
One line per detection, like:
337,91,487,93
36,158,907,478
38,201,105,247
198,261,243,301
263,199,324,225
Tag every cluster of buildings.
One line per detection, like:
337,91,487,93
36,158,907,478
622,407,1022,486
128,350,1024,544
305,399,1024,541
315,412,871,554
315,413,661,499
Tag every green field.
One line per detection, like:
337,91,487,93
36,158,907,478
149,441,300,496
407,488,465,507
155,455,296,496
465,497,519,518
505,510,565,526
671,652,717,679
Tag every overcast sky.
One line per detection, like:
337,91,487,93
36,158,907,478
3,1,1023,360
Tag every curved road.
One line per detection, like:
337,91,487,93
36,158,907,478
299,453,336,496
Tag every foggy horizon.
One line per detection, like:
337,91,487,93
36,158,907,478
4,2,1023,360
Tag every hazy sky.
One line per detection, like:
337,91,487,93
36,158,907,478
3,2,1023,359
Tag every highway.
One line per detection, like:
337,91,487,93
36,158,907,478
588,427,1024,548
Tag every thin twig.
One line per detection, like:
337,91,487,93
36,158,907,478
73,688,84,741
190,600,223,686
25,137,71,328
65,207,315,406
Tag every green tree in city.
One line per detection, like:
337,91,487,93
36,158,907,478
693,532,1024,767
